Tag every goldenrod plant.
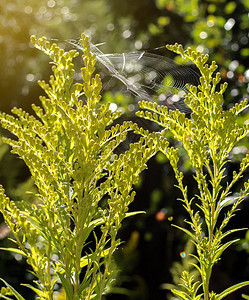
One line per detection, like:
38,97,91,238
0,34,162,300
137,44,249,300
137,43,249,299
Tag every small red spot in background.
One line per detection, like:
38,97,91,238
156,211,166,221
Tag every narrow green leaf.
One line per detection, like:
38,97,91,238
172,224,198,242
219,228,247,241
0,296,14,300
82,212,143,247
57,273,73,299
216,281,249,300
78,277,91,295
125,211,146,217
87,211,144,230
171,288,190,300
21,284,44,298
214,239,239,261
0,279,25,300
0,293,14,300
0,248,26,256
242,294,249,299
190,261,202,276
80,247,111,268
89,218,105,228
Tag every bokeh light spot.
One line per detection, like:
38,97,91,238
47,0,55,8
200,31,208,39
128,104,135,111
207,20,214,27
135,40,143,50
224,18,235,31
123,30,131,39
14,254,22,261
192,9,199,16
61,6,69,15
156,211,166,221
227,71,234,79
229,60,239,71
231,43,239,51
109,103,117,112
196,45,204,52
22,86,29,96
24,6,33,14
244,70,249,80
39,6,47,14
107,23,114,31
231,88,239,96
180,251,186,258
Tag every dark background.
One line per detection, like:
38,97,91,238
0,0,249,299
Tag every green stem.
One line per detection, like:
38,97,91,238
86,228,109,300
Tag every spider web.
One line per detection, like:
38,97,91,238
66,39,200,113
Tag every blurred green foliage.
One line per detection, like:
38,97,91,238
0,136,36,202
153,0,249,108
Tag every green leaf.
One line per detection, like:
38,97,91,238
190,261,202,275
219,228,247,241
89,218,105,228
213,239,239,261
78,277,91,295
21,284,44,298
125,211,146,217
0,279,25,300
216,281,249,300
80,247,111,268
172,224,198,242
171,288,190,300
88,211,145,229
242,294,249,299
0,248,26,256
57,273,73,299
0,295,14,300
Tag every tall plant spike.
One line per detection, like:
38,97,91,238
137,43,249,299
0,33,163,300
